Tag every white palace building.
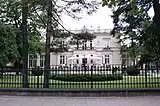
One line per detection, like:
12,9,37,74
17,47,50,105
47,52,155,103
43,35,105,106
28,27,130,68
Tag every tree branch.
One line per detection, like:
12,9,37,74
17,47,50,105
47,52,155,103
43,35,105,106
31,0,47,28
54,5,81,20
52,2,82,20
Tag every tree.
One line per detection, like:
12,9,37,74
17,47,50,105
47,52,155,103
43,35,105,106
102,0,160,65
50,30,70,53
33,0,99,88
0,0,45,68
0,0,45,87
0,24,19,67
21,0,29,88
0,0,99,88
42,0,52,88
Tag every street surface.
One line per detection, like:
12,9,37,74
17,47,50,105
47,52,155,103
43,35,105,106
0,96,160,106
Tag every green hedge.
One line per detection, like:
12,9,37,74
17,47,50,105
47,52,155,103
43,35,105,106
31,66,43,76
50,74,123,81
126,66,140,76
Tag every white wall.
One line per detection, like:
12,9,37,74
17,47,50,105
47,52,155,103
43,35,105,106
53,52,73,65
50,53,58,66
112,51,121,64
93,33,111,48
51,31,121,65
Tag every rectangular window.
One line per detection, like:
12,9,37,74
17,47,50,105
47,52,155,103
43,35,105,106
76,55,79,64
29,55,37,68
76,60,79,64
90,55,93,63
91,59,93,63
29,60,32,68
103,38,110,47
84,41,87,49
60,55,65,64
82,41,84,49
62,41,65,47
33,60,37,67
122,54,130,66
40,55,45,68
82,41,87,50
122,58,130,66
90,40,93,49
105,55,110,64
82,58,87,64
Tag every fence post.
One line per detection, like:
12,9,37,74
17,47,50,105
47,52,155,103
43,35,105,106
43,68,49,88
91,66,93,89
37,68,40,88
145,64,148,88
23,68,29,88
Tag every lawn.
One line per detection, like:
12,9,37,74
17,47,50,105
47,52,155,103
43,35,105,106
0,75,160,88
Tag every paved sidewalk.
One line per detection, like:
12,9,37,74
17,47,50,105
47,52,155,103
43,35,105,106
0,96,160,106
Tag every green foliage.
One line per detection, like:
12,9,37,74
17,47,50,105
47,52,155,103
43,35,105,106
50,74,123,82
0,0,99,68
0,24,19,67
31,66,43,76
28,29,45,54
50,30,96,53
102,0,160,65
73,32,96,40
69,31,96,47
112,67,120,74
0,0,45,67
136,52,153,67
126,66,140,76
50,30,70,53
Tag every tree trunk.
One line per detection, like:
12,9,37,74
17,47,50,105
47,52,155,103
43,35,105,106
153,0,160,26
43,0,52,88
153,0,160,57
22,0,29,88
14,9,23,71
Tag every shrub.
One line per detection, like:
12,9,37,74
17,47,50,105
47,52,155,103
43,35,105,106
126,66,140,76
31,66,43,76
121,67,127,75
112,67,120,74
50,74,123,81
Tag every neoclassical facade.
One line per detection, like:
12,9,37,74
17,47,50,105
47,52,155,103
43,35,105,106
28,27,129,68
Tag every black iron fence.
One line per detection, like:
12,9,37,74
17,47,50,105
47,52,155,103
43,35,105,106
0,65,160,89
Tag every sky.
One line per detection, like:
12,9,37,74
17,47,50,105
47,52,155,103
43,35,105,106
60,5,154,31
60,6,114,30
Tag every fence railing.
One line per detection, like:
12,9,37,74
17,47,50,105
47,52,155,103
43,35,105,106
0,65,160,89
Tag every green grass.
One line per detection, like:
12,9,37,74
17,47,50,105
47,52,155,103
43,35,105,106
0,75,160,88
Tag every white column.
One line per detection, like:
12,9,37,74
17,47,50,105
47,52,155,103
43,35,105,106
110,54,113,64
102,55,104,64
66,56,68,65
37,55,40,66
56,54,58,65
